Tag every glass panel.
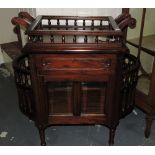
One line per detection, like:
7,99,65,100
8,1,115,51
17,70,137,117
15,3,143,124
47,82,73,115
81,82,107,114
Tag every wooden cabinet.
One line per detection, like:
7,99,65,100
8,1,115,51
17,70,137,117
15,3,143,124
29,53,120,145
12,13,139,145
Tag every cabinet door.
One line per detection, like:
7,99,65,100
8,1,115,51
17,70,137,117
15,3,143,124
47,81,108,116
47,81,73,115
81,82,107,115
46,81,110,118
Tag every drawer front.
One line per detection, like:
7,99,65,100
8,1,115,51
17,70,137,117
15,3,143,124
35,54,117,80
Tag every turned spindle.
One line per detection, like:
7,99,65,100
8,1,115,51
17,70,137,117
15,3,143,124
83,20,85,30
66,19,68,30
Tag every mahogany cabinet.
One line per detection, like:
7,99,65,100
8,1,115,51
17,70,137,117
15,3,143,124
12,12,139,145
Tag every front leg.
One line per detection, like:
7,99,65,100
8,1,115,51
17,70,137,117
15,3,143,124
109,127,116,145
145,114,153,138
38,126,46,146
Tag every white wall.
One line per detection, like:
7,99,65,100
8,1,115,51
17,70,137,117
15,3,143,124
36,8,121,18
19,8,36,18
128,8,155,39
127,8,155,73
0,46,4,64
0,8,19,44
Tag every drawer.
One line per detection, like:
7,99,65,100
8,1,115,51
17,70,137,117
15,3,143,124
35,54,117,80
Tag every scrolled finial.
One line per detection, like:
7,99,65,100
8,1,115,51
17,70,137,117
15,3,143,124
11,17,30,29
117,16,136,30
18,12,34,22
128,18,136,29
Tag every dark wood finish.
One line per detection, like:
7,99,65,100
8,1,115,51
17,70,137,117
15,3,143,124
18,12,35,22
12,12,139,145
127,9,155,138
72,82,81,116
14,26,23,48
121,8,130,41
137,8,146,59
11,12,35,47
38,127,46,146
11,17,30,47
1,41,21,59
127,40,155,56
109,127,116,145
26,30,123,37
11,17,30,29
146,58,155,137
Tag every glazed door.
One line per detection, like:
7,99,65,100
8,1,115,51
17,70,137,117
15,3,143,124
39,77,117,125
46,81,108,117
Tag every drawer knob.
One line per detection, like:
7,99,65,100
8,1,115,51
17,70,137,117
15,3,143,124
42,61,50,67
105,59,112,67
42,62,46,66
